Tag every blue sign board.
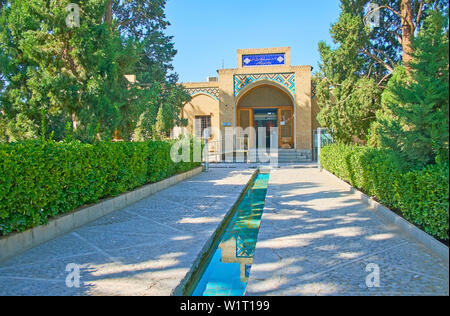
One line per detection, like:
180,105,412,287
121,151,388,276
242,53,286,67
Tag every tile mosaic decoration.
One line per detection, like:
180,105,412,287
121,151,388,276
234,73,296,96
186,87,220,101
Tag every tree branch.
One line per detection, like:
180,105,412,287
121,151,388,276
371,47,397,69
414,0,425,31
380,5,401,17
377,73,393,87
362,49,394,73
365,4,401,20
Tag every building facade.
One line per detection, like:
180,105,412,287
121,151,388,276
178,47,320,160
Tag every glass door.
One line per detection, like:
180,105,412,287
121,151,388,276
253,109,278,149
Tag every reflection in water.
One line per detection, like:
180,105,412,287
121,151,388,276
192,173,269,296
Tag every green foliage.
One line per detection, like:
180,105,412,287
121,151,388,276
0,139,201,236
1,0,121,141
321,143,449,240
0,0,188,142
315,0,447,144
315,1,398,143
375,9,449,166
398,163,449,239
316,73,381,143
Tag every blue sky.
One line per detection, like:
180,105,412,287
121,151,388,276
165,0,342,83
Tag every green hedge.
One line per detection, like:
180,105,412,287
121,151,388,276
0,139,201,236
321,143,449,240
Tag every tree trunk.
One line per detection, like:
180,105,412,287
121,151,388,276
113,129,122,141
72,112,78,131
105,1,113,29
401,0,415,71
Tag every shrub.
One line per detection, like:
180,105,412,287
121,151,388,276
398,163,449,240
0,139,201,236
321,143,449,240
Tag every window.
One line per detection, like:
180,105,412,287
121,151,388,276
195,115,211,138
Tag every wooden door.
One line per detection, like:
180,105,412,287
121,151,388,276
237,108,254,150
278,107,294,149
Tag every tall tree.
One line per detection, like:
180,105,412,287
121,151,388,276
315,0,447,143
0,0,187,142
376,8,449,166
112,0,190,139
0,0,138,141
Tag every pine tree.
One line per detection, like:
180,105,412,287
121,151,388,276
0,0,188,142
112,0,190,139
377,8,449,166
315,0,447,143
0,0,134,141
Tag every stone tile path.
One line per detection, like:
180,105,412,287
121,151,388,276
246,165,449,296
0,168,254,296
1,164,448,296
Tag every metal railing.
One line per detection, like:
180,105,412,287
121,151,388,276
203,136,252,164
205,140,222,163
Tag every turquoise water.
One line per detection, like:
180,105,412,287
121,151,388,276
191,172,270,296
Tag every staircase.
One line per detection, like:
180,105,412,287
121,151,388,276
278,150,310,163
247,149,310,163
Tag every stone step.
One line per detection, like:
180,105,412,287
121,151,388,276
248,157,310,163
210,150,311,163
278,159,307,161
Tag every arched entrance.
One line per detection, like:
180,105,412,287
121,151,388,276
236,83,295,149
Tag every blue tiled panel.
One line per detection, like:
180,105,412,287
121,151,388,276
242,54,286,67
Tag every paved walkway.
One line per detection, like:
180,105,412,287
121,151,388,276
0,165,448,296
246,165,449,296
0,168,254,296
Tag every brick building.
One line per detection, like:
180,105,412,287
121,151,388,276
177,47,320,161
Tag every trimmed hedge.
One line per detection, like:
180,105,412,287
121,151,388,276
0,139,201,236
321,143,449,240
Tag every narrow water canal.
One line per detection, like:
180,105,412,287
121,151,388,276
190,171,270,296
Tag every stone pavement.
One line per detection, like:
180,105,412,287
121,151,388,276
1,164,448,296
246,165,449,296
0,168,254,296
